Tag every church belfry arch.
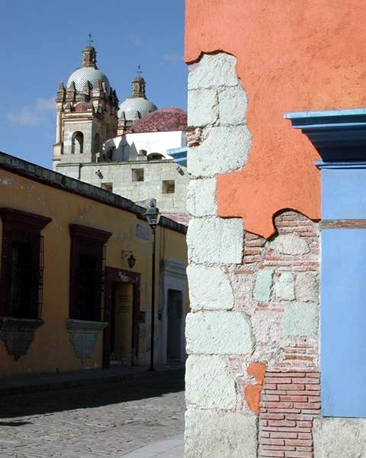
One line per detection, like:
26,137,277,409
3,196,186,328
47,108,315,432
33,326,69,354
72,131,84,155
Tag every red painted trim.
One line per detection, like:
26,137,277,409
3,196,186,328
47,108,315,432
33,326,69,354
69,224,112,243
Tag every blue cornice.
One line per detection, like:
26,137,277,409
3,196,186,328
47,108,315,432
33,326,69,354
285,108,366,162
316,161,366,170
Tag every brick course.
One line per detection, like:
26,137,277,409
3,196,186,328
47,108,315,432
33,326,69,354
259,371,321,458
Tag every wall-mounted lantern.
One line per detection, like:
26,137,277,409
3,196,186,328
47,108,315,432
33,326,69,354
122,251,136,268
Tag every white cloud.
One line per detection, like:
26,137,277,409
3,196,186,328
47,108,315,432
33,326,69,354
163,52,183,62
36,97,55,111
7,97,54,126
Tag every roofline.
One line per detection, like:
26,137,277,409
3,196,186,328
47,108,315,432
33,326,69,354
284,108,366,163
0,152,187,235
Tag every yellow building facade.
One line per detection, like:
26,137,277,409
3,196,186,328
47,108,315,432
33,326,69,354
0,152,187,377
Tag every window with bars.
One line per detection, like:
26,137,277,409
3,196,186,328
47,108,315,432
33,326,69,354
0,209,51,319
69,224,111,321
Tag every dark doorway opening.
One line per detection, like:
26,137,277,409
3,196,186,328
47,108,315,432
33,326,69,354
104,268,140,368
167,289,183,362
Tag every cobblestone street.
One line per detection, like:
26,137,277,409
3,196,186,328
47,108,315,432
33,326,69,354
0,371,184,458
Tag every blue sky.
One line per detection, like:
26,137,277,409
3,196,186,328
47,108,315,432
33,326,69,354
0,0,186,168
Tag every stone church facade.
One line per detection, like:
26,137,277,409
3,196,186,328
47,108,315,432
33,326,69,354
53,45,189,219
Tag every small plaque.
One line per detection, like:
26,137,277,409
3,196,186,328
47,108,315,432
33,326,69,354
136,223,149,241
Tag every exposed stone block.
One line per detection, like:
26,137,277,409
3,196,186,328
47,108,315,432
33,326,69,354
185,409,257,458
187,265,233,310
187,178,217,217
187,217,243,264
188,53,239,90
188,125,251,177
270,233,310,255
274,272,295,301
218,85,248,126
185,355,237,409
188,88,219,127
314,417,366,458
253,269,273,301
283,302,318,337
251,310,282,362
295,272,319,302
186,311,253,354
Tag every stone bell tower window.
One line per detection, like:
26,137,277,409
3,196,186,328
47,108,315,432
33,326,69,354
72,131,84,154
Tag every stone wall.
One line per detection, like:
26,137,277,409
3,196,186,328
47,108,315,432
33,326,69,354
55,159,189,214
185,52,320,458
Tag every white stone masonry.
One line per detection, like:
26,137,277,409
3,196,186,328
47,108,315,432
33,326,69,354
185,52,254,457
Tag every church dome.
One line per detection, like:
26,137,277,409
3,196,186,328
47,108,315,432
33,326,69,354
118,74,157,121
67,67,110,92
118,98,157,121
132,107,187,133
66,45,111,92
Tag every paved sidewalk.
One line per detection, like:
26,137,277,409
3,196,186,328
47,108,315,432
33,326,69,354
0,362,184,396
0,370,185,457
119,435,183,458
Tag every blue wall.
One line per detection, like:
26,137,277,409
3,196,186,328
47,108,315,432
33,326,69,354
321,164,366,417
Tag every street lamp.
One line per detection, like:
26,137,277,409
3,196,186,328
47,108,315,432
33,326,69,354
144,199,161,371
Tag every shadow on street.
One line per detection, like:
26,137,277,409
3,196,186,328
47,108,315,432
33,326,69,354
0,370,184,419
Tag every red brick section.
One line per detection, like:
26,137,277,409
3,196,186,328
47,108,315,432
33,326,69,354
187,128,202,147
243,211,319,268
278,338,318,371
259,371,321,458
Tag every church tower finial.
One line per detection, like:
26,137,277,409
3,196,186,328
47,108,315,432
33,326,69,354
131,68,146,99
82,36,97,68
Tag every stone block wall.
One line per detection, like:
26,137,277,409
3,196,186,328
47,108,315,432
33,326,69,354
56,160,189,214
185,52,320,458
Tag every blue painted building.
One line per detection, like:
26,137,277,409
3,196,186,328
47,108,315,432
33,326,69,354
167,146,187,167
286,109,366,418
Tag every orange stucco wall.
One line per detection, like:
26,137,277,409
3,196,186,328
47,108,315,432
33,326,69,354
186,0,366,237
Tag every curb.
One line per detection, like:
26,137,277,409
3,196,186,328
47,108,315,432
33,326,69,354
0,367,184,397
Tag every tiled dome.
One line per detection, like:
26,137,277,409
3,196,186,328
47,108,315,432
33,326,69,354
118,97,158,121
67,67,110,92
132,108,187,133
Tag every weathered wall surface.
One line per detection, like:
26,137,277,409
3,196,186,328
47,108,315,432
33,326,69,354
185,52,321,457
186,0,366,238
185,1,366,456
313,418,366,458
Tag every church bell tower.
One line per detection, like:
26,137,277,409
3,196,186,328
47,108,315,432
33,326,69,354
53,44,119,169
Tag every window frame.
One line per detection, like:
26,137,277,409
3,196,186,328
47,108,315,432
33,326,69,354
0,208,51,319
69,224,111,321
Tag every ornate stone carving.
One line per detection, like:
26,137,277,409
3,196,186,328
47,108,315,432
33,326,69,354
66,319,108,363
0,317,44,360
